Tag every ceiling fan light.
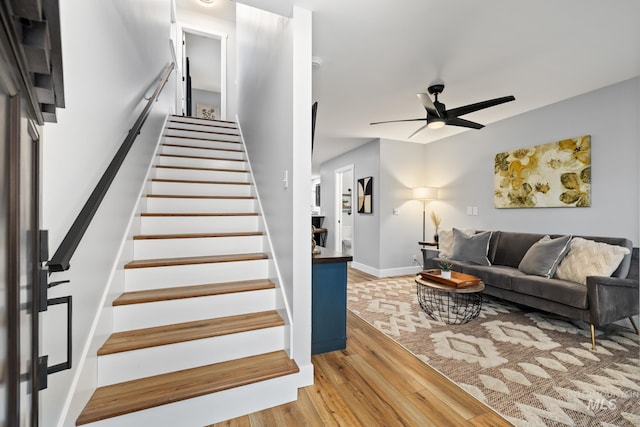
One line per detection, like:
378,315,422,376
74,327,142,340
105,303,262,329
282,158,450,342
427,119,445,129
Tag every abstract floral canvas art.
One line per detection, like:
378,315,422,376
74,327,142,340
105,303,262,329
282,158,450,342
494,135,591,208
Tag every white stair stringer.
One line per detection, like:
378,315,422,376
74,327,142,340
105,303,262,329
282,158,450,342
78,116,301,426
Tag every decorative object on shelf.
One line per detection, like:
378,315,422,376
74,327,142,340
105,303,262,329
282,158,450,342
342,188,352,214
430,210,441,242
412,186,438,241
494,135,591,208
357,177,373,214
312,226,321,254
437,261,453,279
196,103,218,120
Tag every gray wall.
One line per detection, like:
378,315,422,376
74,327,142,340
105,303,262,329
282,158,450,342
41,0,174,423
320,77,639,275
192,88,221,115
422,77,639,245
320,140,381,268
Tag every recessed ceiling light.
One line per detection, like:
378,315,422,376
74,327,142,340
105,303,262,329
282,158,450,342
200,0,214,5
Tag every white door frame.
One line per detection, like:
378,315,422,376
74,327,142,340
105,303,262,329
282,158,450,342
334,164,354,253
178,25,228,120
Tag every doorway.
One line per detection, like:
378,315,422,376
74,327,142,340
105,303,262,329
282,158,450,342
335,165,354,256
179,28,228,120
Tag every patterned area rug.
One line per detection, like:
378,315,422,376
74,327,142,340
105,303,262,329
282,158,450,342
347,276,640,426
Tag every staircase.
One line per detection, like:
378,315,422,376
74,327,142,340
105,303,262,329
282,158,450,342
76,116,300,426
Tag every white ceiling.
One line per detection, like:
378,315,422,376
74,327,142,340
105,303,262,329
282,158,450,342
183,0,640,174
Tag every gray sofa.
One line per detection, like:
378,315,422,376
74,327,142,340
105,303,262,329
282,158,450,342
423,230,639,350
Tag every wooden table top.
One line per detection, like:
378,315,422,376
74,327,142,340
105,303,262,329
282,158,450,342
415,275,485,294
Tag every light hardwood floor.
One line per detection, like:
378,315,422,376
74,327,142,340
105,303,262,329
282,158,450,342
210,267,511,427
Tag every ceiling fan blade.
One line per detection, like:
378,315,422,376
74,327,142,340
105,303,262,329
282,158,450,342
445,117,484,129
370,118,427,125
417,93,440,117
408,123,430,139
446,96,515,118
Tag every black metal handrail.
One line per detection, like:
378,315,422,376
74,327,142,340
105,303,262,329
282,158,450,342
48,62,175,272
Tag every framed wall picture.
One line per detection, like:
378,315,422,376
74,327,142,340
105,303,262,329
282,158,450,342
357,176,373,214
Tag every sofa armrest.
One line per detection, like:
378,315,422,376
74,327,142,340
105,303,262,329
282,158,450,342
586,276,639,325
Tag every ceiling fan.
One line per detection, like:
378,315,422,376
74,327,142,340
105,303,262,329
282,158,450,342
370,84,515,138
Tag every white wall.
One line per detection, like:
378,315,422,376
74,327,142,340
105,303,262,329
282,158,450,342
236,4,313,380
41,1,174,424
192,88,221,114
422,77,640,246
320,140,380,270
379,139,427,273
177,6,237,119
320,77,639,276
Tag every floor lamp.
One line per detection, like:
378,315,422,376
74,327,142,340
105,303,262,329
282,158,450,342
412,187,438,241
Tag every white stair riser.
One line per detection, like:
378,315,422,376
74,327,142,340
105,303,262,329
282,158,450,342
154,167,250,183
160,145,245,160
113,288,276,332
169,117,237,130
168,124,239,136
84,373,299,427
163,136,241,151
145,197,256,213
165,128,240,142
141,215,259,234
125,259,269,291
157,155,246,171
134,235,264,259
150,181,252,197
97,326,285,386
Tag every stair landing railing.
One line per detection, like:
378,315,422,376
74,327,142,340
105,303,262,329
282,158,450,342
36,61,175,389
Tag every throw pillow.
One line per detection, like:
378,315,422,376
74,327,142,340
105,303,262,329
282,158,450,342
555,237,630,285
518,235,571,278
438,228,475,258
450,228,492,266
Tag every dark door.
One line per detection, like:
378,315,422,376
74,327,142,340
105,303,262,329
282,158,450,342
186,56,192,116
2,75,41,427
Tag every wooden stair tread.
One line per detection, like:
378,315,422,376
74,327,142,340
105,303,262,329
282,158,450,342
167,127,239,137
134,231,263,240
154,165,248,173
125,253,267,269
159,153,246,162
76,350,298,425
113,279,276,306
163,134,240,143
145,194,254,199
151,178,251,186
98,310,283,355
171,114,237,125
163,143,243,153
141,212,259,217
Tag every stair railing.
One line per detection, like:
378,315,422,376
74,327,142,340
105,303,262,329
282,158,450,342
47,61,175,272
34,62,175,390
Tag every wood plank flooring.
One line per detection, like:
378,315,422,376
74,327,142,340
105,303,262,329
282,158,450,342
210,267,511,427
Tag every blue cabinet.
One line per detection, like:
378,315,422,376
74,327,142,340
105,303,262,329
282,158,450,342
311,250,351,354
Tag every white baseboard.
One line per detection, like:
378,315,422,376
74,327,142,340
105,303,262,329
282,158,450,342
350,262,421,278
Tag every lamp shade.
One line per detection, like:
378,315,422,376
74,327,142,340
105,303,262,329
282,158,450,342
412,186,438,200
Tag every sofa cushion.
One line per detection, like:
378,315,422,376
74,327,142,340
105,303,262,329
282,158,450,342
461,264,525,291
511,275,589,309
438,228,475,258
491,231,546,268
450,229,492,266
555,237,630,285
518,235,571,278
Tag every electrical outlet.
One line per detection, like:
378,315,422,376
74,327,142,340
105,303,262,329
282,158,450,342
412,254,417,262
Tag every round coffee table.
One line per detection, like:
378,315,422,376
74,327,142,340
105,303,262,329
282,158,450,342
415,275,484,324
